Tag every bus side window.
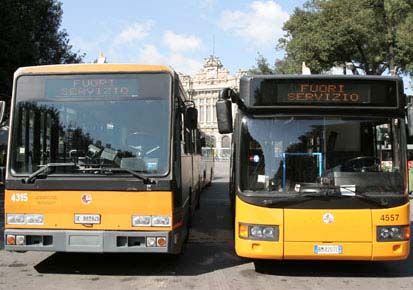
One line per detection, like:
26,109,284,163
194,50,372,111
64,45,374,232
183,113,194,154
181,113,187,154
196,130,202,154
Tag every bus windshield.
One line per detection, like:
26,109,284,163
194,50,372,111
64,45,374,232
10,73,171,176
240,117,405,195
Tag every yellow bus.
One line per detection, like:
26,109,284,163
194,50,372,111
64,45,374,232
217,75,411,260
2,63,204,254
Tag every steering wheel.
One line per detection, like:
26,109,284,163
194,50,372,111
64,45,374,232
343,156,380,172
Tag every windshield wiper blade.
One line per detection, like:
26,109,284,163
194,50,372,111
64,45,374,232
96,167,155,184
338,185,388,207
262,192,329,206
23,162,77,184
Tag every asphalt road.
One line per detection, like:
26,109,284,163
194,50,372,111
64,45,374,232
0,161,412,290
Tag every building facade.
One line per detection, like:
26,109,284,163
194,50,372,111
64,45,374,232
180,55,245,157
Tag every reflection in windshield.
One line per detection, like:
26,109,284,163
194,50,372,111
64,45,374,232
11,74,171,176
240,117,405,195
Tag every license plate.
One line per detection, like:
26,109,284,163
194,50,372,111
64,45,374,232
74,214,101,224
314,245,343,254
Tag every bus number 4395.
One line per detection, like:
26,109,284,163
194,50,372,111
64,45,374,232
11,193,28,202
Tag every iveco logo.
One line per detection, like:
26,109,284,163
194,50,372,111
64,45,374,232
322,213,334,224
81,194,92,205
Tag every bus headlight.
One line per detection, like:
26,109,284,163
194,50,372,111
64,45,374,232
26,214,44,225
151,216,171,227
239,223,279,241
6,214,44,225
132,215,151,227
7,214,26,225
377,226,410,241
132,215,171,227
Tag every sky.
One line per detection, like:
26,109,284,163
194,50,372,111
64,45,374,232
60,0,306,75
60,0,412,93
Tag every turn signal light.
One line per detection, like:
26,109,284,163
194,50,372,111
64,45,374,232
404,226,410,240
157,237,167,247
239,224,249,239
6,235,16,245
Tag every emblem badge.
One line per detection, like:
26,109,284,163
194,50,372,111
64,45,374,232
81,194,92,205
322,213,334,224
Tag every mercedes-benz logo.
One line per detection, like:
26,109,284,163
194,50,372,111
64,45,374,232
322,212,334,224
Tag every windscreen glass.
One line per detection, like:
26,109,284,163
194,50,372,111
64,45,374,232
240,117,405,195
11,73,171,176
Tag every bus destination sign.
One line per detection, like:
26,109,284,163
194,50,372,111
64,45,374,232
278,83,370,104
45,77,139,98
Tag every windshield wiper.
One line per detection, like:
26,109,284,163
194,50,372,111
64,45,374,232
83,167,155,184
262,192,330,206
338,185,388,207
23,163,77,184
262,187,390,207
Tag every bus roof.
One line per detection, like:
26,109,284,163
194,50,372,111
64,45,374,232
241,74,403,81
14,63,173,77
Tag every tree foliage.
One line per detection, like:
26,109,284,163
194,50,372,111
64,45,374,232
249,53,275,75
0,0,83,101
278,0,413,75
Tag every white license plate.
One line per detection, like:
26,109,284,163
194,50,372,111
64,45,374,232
74,214,101,224
314,245,343,254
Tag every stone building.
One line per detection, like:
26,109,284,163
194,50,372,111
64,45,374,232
180,55,245,157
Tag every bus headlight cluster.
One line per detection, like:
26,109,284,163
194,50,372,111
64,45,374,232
377,226,410,241
7,214,44,225
132,215,171,227
239,223,279,241
151,216,171,227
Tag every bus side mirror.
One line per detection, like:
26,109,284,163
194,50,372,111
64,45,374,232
0,166,5,185
408,104,413,136
216,88,233,134
0,101,5,124
186,107,198,130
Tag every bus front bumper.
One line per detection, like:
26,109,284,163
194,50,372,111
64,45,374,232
236,240,410,261
4,229,184,254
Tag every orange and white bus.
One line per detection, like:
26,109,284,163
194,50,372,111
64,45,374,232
2,63,204,254
217,75,411,260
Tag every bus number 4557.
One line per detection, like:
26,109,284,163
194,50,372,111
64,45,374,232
380,214,399,222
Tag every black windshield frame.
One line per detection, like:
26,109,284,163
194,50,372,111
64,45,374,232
8,72,173,179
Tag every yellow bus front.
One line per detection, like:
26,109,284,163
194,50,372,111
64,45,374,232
5,190,184,253
235,197,410,260
232,114,410,261
4,64,188,253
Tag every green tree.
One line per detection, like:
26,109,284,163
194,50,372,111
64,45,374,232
249,53,274,75
274,57,302,74
0,0,83,102
278,0,413,75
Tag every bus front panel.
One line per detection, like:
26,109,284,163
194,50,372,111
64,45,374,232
235,197,409,260
4,189,188,253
